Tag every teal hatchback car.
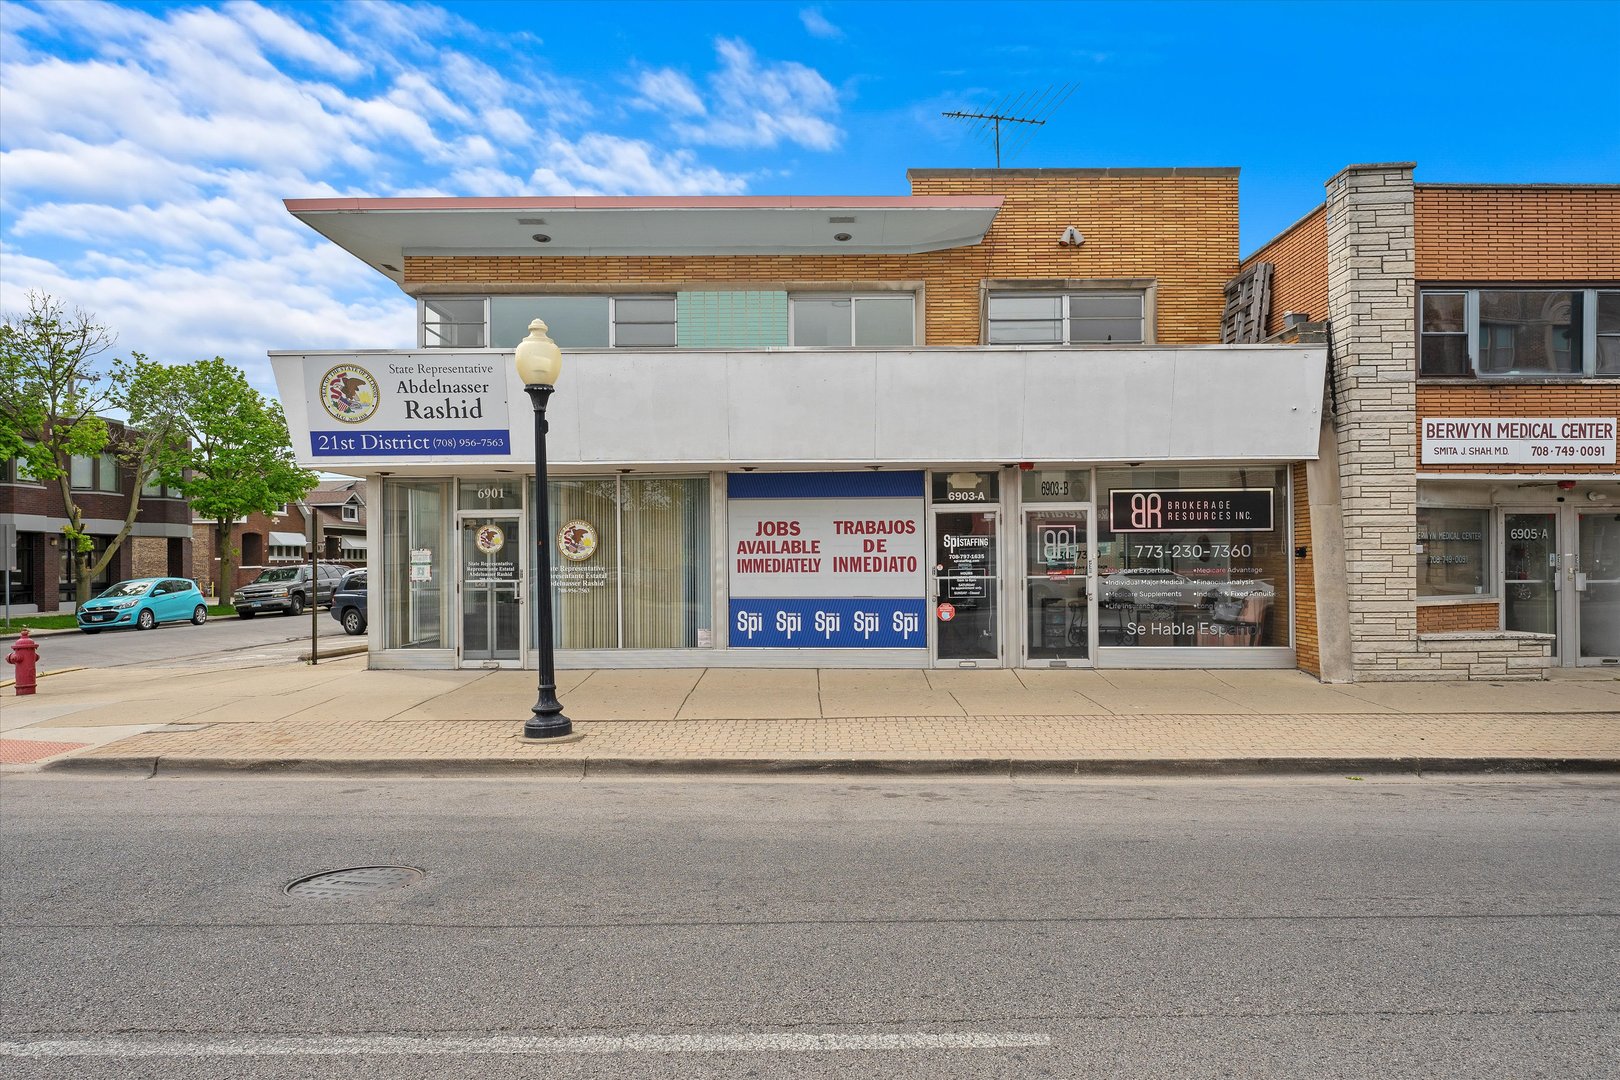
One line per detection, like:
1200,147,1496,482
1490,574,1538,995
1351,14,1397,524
77,577,209,633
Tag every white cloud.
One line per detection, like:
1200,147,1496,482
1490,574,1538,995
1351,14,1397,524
635,68,707,116
799,7,844,40
0,3,840,398
672,38,841,150
528,133,751,196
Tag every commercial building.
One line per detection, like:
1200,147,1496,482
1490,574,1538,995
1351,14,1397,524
271,164,1616,680
1248,164,1618,678
272,168,1326,672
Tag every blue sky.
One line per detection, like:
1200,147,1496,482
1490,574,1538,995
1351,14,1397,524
2,0,1616,393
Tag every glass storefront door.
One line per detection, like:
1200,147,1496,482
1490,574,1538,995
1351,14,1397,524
458,513,523,667
1504,513,1559,652
932,509,999,665
1577,512,1620,663
1023,508,1091,665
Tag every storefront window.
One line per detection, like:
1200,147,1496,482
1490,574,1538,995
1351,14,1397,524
1096,467,1290,648
383,480,450,648
542,476,711,650
1417,507,1490,598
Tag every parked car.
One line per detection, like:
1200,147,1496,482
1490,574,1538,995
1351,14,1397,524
78,578,208,633
232,562,347,618
329,568,368,636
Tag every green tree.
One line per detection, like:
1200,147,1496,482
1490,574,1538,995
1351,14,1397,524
140,357,316,598
0,292,183,604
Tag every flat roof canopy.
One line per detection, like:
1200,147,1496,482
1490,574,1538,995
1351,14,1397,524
286,195,1005,284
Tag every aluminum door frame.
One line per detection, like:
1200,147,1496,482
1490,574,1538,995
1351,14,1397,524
454,510,527,670
929,506,1004,669
1020,504,1096,668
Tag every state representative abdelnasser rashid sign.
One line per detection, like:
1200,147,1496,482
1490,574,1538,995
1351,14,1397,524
306,358,511,458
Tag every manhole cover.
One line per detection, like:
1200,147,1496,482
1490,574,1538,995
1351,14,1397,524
285,865,424,899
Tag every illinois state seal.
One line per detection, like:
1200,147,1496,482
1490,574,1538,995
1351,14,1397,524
320,364,379,424
557,520,598,562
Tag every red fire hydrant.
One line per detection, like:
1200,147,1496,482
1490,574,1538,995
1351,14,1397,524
6,629,39,696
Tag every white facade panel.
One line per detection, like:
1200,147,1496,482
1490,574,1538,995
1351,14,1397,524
270,345,1327,470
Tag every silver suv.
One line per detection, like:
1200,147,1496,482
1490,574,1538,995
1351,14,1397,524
232,562,347,618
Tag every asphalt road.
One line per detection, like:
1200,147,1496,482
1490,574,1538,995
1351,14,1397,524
1,775,1615,1078
24,609,354,674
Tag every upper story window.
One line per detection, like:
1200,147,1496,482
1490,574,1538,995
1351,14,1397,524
1420,288,1619,378
68,453,124,493
342,503,359,522
421,298,486,348
424,295,678,349
1,442,41,486
986,290,1146,345
789,295,915,347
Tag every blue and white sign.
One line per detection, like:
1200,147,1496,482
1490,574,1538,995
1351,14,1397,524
306,358,511,458
728,471,926,649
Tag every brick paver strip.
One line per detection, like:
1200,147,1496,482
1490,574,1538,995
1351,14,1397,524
64,712,1620,766
1,739,91,764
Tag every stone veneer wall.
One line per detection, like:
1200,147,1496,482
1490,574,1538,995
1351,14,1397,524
1325,163,1421,679
1323,163,1551,680
1415,632,1553,681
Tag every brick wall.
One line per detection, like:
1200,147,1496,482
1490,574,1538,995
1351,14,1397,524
129,536,169,578
404,169,1240,346
1291,462,1319,675
1416,186,1620,279
1418,384,1620,475
1417,602,1499,633
1243,205,1328,337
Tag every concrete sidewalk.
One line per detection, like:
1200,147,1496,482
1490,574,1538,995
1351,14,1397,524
3,658,1618,776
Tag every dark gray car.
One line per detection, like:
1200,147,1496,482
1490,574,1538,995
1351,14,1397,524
329,568,368,635
232,562,347,618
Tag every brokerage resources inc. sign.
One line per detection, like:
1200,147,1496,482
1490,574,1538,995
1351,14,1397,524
1422,417,1616,465
306,358,511,458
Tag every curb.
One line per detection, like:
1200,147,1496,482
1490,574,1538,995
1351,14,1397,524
42,754,1620,779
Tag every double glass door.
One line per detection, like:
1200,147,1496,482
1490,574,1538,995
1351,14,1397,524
458,513,523,667
1504,508,1620,664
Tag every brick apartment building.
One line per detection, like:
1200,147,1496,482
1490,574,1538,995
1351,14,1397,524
190,480,366,598
1,434,193,612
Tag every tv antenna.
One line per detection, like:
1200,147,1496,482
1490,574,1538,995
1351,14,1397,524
942,84,1077,167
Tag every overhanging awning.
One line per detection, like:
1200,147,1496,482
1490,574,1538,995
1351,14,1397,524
269,531,308,547
339,537,368,552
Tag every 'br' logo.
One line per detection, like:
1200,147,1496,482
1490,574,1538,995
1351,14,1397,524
320,364,379,424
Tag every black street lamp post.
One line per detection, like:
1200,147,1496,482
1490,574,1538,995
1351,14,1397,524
515,319,571,739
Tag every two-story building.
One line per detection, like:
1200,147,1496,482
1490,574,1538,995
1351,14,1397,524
1246,163,1618,678
271,168,1329,673
1,431,193,612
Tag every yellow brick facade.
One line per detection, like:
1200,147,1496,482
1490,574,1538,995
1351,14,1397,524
403,169,1239,346
1291,462,1319,676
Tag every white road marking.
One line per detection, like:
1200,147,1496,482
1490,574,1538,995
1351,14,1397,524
1,1032,1052,1057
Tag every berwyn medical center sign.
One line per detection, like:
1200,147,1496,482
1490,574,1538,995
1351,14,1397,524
1421,417,1616,465
305,357,511,458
